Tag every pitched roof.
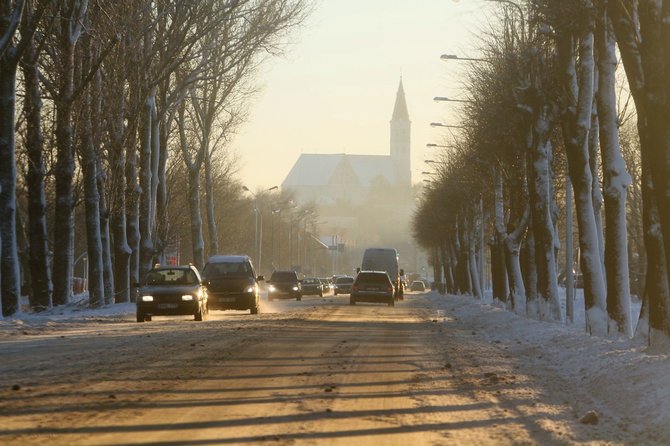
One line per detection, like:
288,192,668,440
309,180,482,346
391,78,409,121
282,153,345,187
348,155,397,186
282,153,397,188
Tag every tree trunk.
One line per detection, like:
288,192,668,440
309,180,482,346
188,168,205,269
529,105,562,321
492,165,509,303
558,31,606,333
22,41,52,311
80,67,104,308
139,91,156,279
52,39,76,306
205,146,219,255
597,9,633,337
0,64,20,316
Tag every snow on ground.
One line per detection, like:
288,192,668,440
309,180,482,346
2,289,668,441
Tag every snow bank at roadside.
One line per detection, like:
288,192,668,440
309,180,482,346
0,294,136,336
432,293,670,441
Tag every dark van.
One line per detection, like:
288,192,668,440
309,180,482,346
202,255,263,314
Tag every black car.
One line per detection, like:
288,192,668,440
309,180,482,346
202,255,263,314
333,276,354,295
136,265,208,322
267,270,301,301
350,271,394,307
301,277,323,297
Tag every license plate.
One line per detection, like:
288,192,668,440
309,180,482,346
218,297,236,302
157,303,178,309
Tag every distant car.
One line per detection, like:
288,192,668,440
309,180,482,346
202,255,263,314
410,280,426,292
136,265,208,322
268,270,301,301
319,278,332,294
350,271,394,307
301,277,324,297
333,276,354,295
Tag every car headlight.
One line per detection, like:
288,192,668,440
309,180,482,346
292,286,299,291
244,285,255,293
141,295,154,302
181,295,194,301
268,285,276,292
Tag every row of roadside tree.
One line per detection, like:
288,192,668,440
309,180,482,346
0,0,309,316
413,0,670,346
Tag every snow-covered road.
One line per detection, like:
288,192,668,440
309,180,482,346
0,292,668,445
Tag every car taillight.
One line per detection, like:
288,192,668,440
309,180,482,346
353,284,359,292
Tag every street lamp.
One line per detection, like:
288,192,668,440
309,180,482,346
433,96,471,103
242,185,278,273
440,54,489,63
430,122,464,129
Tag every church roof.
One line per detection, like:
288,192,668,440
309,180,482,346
347,155,397,186
283,153,344,187
391,78,409,121
282,153,397,188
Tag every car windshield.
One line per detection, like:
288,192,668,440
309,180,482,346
144,269,197,286
270,272,297,282
203,262,252,279
356,273,390,285
336,277,354,284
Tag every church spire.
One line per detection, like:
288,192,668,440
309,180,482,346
391,77,410,121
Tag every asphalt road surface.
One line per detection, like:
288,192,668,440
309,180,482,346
0,292,641,445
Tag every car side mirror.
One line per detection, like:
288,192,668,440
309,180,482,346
257,275,265,282
399,269,405,276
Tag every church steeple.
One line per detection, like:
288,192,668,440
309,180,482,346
390,77,411,188
391,77,410,121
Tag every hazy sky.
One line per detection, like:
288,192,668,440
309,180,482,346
232,0,490,191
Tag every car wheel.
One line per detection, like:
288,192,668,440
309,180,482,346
297,296,302,301
388,298,394,307
349,298,355,305
251,305,259,314
319,292,323,297
145,315,152,321
334,292,338,296
194,304,203,321
136,313,145,323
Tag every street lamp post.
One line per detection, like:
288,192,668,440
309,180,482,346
242,185,278,273
271,209,281,270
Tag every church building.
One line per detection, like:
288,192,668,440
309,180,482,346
281,79,415,274
282,78,412,205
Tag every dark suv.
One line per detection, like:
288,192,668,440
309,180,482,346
268,270,301,301
202,255,263,314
